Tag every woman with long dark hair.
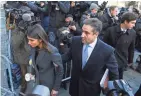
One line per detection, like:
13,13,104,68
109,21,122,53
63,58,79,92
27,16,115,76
27,24,63,96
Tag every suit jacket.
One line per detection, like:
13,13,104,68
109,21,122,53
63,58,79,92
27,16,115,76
29,43,63,91
62,36,119,96
103,24,136,68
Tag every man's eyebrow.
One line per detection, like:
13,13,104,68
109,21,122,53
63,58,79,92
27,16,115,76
83,30,90,34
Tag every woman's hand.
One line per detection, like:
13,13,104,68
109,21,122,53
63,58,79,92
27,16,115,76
51,89,58,96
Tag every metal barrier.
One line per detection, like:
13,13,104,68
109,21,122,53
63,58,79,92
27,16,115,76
0,6,18,96
0,55,17,96
62,61,72,82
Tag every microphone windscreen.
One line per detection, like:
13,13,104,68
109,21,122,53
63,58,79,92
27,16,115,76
22,13,31,21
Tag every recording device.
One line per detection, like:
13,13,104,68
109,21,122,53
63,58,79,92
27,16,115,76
51,1,58,5
106,80,134,96
98,1,108,13
4,1,40,32
57,27,73,44
6,8,40,32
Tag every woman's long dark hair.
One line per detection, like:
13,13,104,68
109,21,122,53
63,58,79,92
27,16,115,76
27,24,51,52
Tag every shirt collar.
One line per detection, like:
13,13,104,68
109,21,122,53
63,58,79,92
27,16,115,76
121,28,130,35
121,28,127,33
88,38,97,49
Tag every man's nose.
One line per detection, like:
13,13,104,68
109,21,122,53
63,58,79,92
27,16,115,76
81,32,85,38
28,41,31,45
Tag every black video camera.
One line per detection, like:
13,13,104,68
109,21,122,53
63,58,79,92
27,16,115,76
57,27,73,44
98,1,108,13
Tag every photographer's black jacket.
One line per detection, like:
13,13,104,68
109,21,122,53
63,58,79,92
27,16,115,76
134,18,141,52
98,12,118,36
48,1,70,30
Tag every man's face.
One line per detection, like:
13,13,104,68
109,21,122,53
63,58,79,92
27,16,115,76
111,8,118,17
91,9,97,14
81,24,98,44
65,17,71,23
125,20,136,29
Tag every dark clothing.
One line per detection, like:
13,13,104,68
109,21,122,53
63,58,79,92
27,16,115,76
80,10,98,27
135,35,141,52
118,68,124,79
98,13,118,38
69,1,89,23
70,23,82,36
103,24,136,68
64,21,82,36
134,18,141,52
27,2,49,32
11,25,30,93
47,1,70,47
29,43,63,91
48,1,70,31
135,84,141,96
20,64,27,93
62,36,119,96
11,26,30,65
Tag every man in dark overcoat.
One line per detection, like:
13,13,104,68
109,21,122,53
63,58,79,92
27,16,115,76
62,18,119,96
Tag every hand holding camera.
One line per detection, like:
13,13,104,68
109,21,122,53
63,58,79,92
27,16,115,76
69,25,76,31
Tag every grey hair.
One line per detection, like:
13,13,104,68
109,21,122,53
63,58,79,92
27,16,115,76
83,18,102,33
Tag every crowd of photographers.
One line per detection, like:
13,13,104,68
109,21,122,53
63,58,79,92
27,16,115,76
4,1,141,96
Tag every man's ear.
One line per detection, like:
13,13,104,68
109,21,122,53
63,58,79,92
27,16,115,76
124,20,129,24
94,32,99,37
96,32,99,36
39,39,42,43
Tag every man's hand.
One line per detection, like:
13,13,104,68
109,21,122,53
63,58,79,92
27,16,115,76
69,25,76,31
127,63,133,67
51,89,58,96
86,14,90,19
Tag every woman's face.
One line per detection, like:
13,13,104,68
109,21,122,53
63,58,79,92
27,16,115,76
27,36,42,48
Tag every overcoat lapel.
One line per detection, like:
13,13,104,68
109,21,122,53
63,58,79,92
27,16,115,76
77,39,83,70
31,48,44,84
31,48,36,67
35,49,46,65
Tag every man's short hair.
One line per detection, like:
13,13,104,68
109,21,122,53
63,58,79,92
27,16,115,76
109,6,117,12
83,18,102,33
121,12,137,23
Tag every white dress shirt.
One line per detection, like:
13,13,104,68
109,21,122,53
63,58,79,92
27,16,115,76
121,28,127,33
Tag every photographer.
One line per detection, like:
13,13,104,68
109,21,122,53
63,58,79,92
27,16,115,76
64,14,82,36
5,2,42,94
47,1,70,48
69,1,89,23
26,1,49,33
80,3,99,27
99,6,119,40
4,2,35,94
57,14,81,53
133,14,141,73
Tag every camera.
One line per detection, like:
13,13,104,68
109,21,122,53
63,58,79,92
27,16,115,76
4,1,40,30
57,27,73,44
